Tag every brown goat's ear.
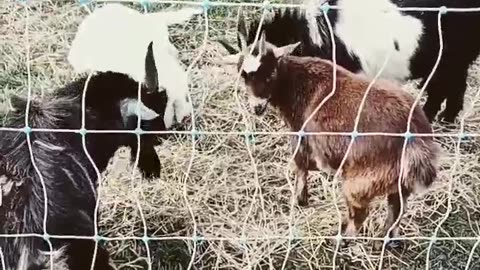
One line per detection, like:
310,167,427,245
272,42,301,58
216,53,241,65
9,95,27,112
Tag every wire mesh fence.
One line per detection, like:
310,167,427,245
1,0,480,269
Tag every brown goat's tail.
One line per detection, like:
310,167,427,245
402,139,440,193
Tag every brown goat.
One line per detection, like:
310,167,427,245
225,32,440,245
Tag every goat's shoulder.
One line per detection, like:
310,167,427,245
282,56,334,76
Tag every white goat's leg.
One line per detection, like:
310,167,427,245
173,95,193,124
163,99,175,129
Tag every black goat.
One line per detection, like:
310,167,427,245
219,0,480,123
0,42,166,269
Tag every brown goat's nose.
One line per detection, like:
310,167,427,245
254,105,266,115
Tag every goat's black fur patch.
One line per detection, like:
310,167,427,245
0,72,167,269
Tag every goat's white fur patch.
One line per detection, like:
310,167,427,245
33,140,66,151
17,246,69,270
248,95,268,111
304,0,329,48
243,54,262,73
120,98,159,125
334,0,423,81
68,4,200,128
219,53,241,65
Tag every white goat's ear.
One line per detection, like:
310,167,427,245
120,98,159,124
144,41,158,92
272,42,301,58
216,53,241,65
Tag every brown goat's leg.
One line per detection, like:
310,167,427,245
385,192,407,237
374,192,409,250
292,136,310,206
342,200,369,237
294,168,309,206
336,199,369,248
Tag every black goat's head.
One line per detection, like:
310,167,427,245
9,41,167,133
80,41,166,131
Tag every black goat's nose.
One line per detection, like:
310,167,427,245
254,105,266,115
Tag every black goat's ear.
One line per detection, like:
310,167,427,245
144,41,159,92
9,95,28,112
119,98,159,126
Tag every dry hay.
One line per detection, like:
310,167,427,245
1,1,479,269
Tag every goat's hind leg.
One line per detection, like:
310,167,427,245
336,178,371,247
336,197,369,248
341,199,369,237
374,191,410,250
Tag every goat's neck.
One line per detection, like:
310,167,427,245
269,59,314,130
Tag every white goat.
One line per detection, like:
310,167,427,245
68,3,202,128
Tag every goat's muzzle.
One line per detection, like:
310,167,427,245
254,104,267,115
248,95,269,116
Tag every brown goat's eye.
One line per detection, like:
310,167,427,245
242,71,255,81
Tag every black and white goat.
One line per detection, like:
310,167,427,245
0,42,166,270
68,3,202,129
219,0,480,123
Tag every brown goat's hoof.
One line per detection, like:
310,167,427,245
297,197,309,207
373,239,403,251
387,239,403,249
373,240,385,251
339,238,351,249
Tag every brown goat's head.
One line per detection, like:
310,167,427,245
223,31,300,115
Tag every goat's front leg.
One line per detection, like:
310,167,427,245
374,191,410,250
294,166,309,206
66,239,116,270
334,197,369,248
292,136,310,207
342,199,369,237
129,136,161,179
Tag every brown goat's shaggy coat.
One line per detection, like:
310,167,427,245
231,34,440,245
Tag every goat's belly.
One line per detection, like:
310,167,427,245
313,157,338,175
